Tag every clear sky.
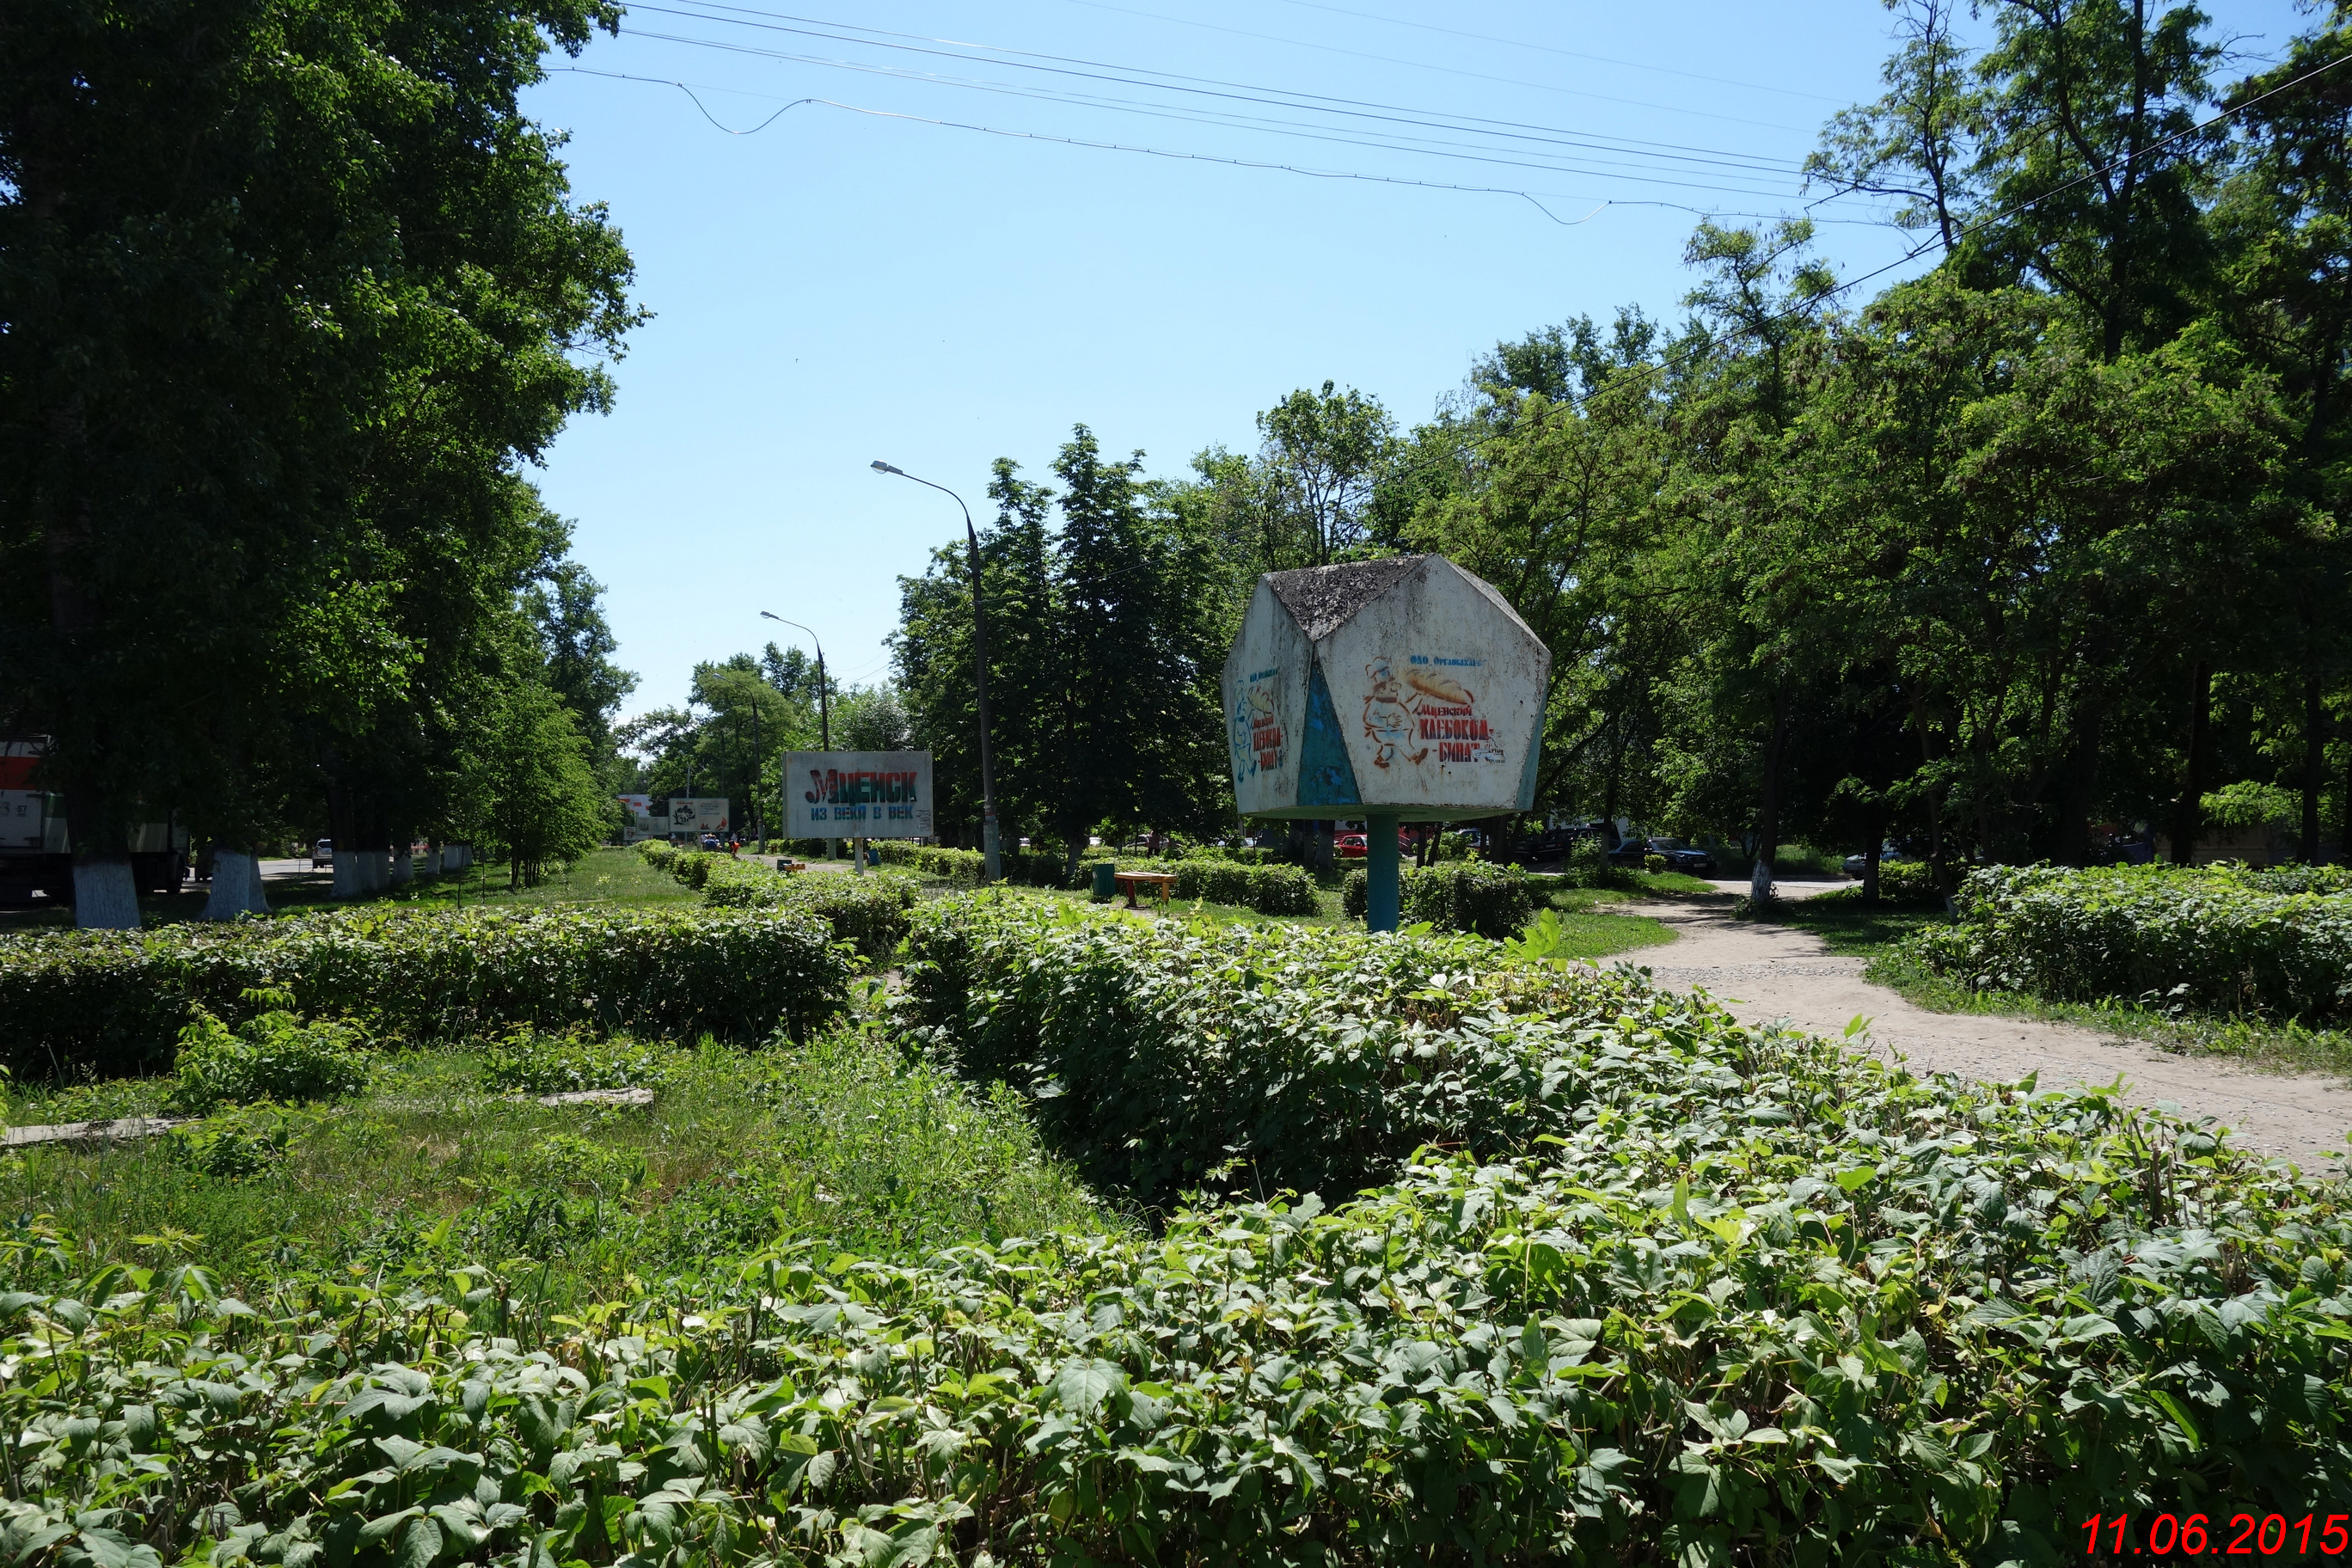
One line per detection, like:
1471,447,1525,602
519,0,2306,720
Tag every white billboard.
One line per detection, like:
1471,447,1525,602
616,794,663,844
667,797,732,836
786,751,934,838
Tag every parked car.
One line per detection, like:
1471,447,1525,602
1336,830,1414,859
1610,836,1715,873
1841,842,1921,877
1644,836,1718,875
310,837,332,868
1514,825,1603,865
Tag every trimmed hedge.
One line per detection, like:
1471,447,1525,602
871,841,1070,888
1911,862,2352,1020
1342,861,1536,935
699,859,918,959
0,903,854,1079
1168,858,1320,915
8,895,2352,1564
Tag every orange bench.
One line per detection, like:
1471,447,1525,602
1114,870,1178,909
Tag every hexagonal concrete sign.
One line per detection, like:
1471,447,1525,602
1221,554,1550,821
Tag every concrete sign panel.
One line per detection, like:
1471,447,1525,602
1220,555,1548,822
786,750,934,838
616,794,665,844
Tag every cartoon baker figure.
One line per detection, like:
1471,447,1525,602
1363,656,1427,769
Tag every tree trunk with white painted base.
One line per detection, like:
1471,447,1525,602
387,835,413,885
203,850,255,920
72,856,141,929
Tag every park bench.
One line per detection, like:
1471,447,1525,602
1114,869,1178,909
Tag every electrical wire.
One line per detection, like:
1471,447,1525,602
632,1,1817,171
1255,0,1848,105
610,31,1821,199
1044,0,1818,131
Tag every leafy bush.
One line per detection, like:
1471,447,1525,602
699,860,917,959
0,903,854,1080
1185,843,1280,866
1170,858,1320,915
1856,855,1940,899
168,999,371,1112
1343,861,1534,934
2202,778,2298,828
1911,862,2352,1020
475,1029,680,1096
13,905,2349,1565
634,839,682,873
871,840,1069,887
166,1106,303,1179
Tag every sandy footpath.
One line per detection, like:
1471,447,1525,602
1621,895,2352,1171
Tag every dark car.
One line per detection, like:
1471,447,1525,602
1618,836,1716,874
1515,825,1602,865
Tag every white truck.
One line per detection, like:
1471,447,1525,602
0,738,189,903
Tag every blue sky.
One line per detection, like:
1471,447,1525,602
520,0,2306,720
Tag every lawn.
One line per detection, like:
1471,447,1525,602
1,1026,1119,1304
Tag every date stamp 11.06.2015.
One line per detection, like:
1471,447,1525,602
2081,1512,2349,1558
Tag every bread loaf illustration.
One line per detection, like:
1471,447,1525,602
1406,667,1473,705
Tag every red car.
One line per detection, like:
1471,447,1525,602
1336,831,1415,859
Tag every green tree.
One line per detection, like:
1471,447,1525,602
459,675,614,888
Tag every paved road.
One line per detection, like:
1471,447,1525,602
1633,897,2352,1170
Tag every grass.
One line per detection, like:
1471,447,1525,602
0,1026,1123,1299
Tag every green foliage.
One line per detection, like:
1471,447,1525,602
168,1001,371,1113
0,903,854,1080
870,840,1069,888
475,1030,680,1096
697,860,917,961
1169,859,1320,915
2201,779,2300,829
1343,862,1535,935
1911,863,2352,1021
10,904,2348,1564
458,677,616,889
167,1106,305,1180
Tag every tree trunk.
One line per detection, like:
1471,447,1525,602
203,849,254,920
1860,801,1886,905
2170,662,2211,866
2304,676,2325,864
1749,683,1792,902
71,856,140,929
388,830,414,885
2057,704,2103,867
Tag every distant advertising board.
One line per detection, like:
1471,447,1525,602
667,797,732,836
785,751,933,839
616,794,661,844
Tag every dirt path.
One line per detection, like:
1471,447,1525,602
1632,897,2352,1171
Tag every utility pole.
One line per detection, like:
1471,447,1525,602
872,461,1001,883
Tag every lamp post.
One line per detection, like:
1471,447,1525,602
871,461,1000,883
762,611,832,862
759,612,829,749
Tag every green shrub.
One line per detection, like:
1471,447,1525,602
9,897,2352,1565
1644,850,1667,874
168,1001,371,1112
475,1029,679,1096
699,860,917,959
1911,862,2352,1020
1850,855,1940,899
1343,861,1535,934
1171,858,1318,915
1184,843,1279,867
634,839,682,873
166,1106,303,1179
871,840,1069,888
0,903,854,1079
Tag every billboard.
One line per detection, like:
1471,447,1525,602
616,794,663,844
666,797,732,836
786,751,933,839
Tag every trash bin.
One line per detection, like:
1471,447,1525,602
1090,862,1118,903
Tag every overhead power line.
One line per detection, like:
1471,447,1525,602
613,28,1826,201
634,1,1816,175
1047,0,1814,132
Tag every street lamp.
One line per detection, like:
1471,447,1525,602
871,460,1001,884
758,612,830,749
